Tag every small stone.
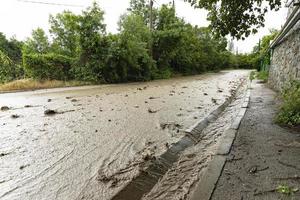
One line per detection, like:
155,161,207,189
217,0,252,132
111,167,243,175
44,109,58,115
148,108,158,113
11,114,20,119
1,106,9,111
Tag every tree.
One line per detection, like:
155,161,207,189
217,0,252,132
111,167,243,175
49,11,80,57
0,33,23,63
185,0,281,39
104,14,155,82
23,28,50,54
74,1,108,82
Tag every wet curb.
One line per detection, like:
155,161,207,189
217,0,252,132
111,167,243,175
111,80,247,200
190,85,251,200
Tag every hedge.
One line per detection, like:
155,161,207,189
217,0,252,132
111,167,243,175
23,53,73,80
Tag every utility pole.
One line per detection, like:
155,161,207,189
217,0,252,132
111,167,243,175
149,0,154,58
149,0,153,32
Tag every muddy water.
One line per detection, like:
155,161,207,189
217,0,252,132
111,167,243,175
143,79,248,200
0,70,249,200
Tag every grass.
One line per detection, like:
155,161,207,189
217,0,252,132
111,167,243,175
276,81,300,127
256,71,269,83
0,79,92,93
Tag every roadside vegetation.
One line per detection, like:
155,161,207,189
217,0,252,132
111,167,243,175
276,81,300,127
0,79,90,93
0,1,259,92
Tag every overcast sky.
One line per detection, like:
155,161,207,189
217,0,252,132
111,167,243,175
0,0,288,53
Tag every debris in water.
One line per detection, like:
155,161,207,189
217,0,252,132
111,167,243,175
134,105,139,108
204,93,208,96
165,142,169,148
148,108,159,113
11,114,20,119
211,98,217,104
24,105,33,108
149,96,158,100
1,106,9,111
249,166,258,174
66,97,72,99
71,99,78,102
160,122,182,130
19,164,29,170
218,89,223,93
44,109,58,115
0,152,10,157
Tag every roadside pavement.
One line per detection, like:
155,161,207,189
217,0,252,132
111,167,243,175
211,81,300,200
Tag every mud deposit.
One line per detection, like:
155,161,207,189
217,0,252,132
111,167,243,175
0,70,249,200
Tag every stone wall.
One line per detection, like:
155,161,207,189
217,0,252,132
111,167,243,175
268,7,300,91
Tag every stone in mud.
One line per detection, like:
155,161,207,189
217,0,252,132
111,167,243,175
1,106,9,111
148,108,158,113
71,99,78,102
44,109,58,115
204,93,208,96
47,99,52,102
218,89,223,93
211,98,217,104
24,105,33,108
149,96,158,100
11,114,20,119
0,152,10,157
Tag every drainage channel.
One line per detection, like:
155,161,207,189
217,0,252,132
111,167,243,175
111,78,247,200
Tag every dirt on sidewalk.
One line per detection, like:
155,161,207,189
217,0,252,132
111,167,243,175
211,82,300,200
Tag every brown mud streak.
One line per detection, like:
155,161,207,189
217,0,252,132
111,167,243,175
111,78,246,200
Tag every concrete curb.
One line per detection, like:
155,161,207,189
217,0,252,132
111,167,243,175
190,87,251,200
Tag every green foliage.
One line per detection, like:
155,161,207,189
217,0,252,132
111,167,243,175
0,33,23,64
252,30,279,71
23,28,50,54
256,71,269,82
23,53,73,80
185,0,281,39
49,11,80,57
276,185,299,195
276,81,300,126
1,1,277,85
104,14,155,82
74,2,107,82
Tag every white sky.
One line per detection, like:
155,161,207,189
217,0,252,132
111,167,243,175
0,0,288,53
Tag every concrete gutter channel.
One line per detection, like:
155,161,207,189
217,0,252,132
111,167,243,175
190,86,251,200
111,80,250,200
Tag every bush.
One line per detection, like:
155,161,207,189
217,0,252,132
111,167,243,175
256,71,269,82
276,81,300,126
23,53,73,80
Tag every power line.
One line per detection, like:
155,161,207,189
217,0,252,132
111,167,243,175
16,0,84,8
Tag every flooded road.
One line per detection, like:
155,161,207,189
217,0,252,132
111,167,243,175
0,70,249,200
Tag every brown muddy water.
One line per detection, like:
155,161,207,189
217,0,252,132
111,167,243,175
0,70,250,200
